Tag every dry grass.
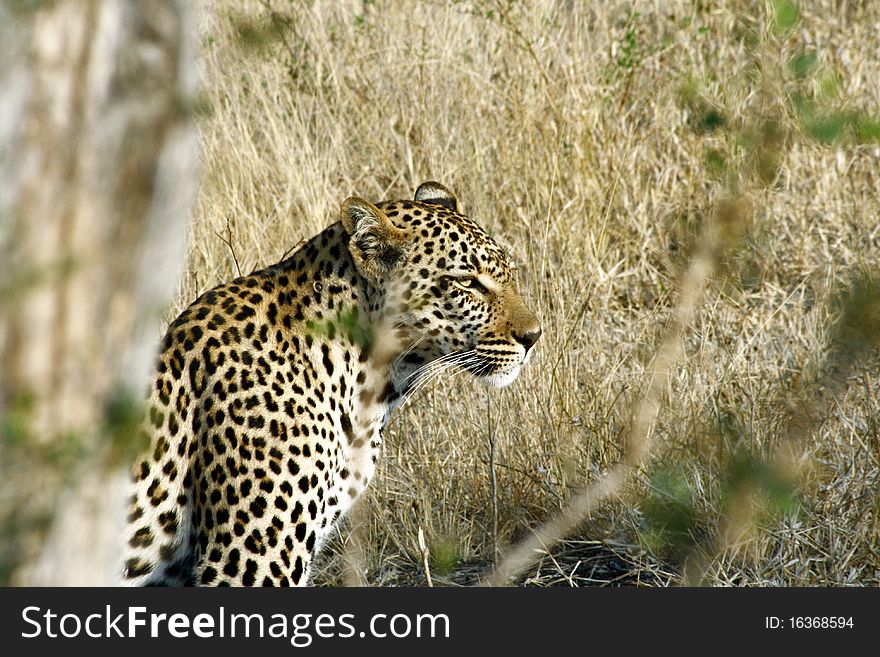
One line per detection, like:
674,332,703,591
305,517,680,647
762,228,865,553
187,0,880,586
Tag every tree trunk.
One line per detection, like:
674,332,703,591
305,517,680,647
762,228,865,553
0,0,198,585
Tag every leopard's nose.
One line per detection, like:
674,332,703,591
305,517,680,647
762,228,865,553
513,326,542,352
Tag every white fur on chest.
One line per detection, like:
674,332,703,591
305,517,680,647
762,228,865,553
329,395,387,518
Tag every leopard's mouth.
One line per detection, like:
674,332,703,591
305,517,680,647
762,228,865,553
396,342,531,394
466,346,530,388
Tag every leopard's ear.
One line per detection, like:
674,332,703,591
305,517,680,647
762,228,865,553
340,197,408,281
414,181,457,212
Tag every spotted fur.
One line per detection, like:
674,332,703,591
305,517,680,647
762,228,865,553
123,182,541,586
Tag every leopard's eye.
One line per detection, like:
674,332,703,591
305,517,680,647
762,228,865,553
455,276,490,294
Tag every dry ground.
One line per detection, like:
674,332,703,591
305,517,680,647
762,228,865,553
188,0,880,586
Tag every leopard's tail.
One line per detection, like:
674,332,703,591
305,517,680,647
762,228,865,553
121,379,197,586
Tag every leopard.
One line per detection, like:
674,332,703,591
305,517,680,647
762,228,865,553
122,182,541,586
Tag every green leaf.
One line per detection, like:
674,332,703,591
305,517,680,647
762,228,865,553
724,452,800,518
772,0,799,34
429,538,459,576
805,113,847,144
697,108,727,133
704,148,727,177
818,71,840,99
854,116,880,144
788,51,817,79
640,467,701,559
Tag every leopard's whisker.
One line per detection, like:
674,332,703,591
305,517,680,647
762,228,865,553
400,358,476,406
404,349,477,384
398,354,486,409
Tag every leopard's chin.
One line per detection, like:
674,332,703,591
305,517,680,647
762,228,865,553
477,364,522,388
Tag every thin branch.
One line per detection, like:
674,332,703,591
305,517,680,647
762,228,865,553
215,218,243,278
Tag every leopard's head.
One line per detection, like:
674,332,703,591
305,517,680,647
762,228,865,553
341,182,541,392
